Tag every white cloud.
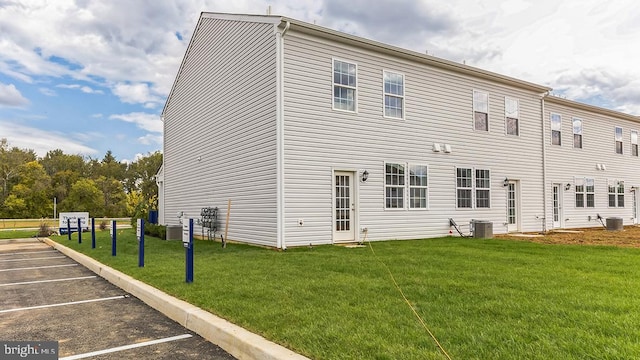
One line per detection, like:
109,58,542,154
0,120,98,157
0,82,29,107
109,112,163,133
39,87,57,96
56,83,104,94
112,82,162,105
138,134,163,145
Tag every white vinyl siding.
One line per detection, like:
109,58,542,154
551,113,562,145
473,90,489,131
615,126,623,154
333,59,357,112
383,70,404,119
162,17,278,246
573,118,582,149
505,97,519,136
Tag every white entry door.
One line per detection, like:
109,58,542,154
552,184,563,228
506,181,520,232
333,171,356,242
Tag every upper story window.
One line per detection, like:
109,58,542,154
615,127,623,154
505,97,519,136
385,163,405,209
383,71,404,119
473,90,489,131
632,131,638,157
572,118,583,149
550,113,561,145
333,60,357,112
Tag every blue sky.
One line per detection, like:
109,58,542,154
1,0,638,162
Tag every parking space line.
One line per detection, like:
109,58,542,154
0,256,66,263
0,250,57,256
0,275,97,287
59,334,193,360
0,295,127,314
0,264,77,272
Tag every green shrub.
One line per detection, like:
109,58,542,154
37,221,53,237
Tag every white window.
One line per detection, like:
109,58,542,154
608,180,624,207
573,118,582,149
384,71,404,119
333,60,356,112
615,127,623,154
550,113,561,145
631,131,638,157
409,164,428,209
475,169,491,208
473,90,489,131
456,168,490,209
575,177,594,208
385,163,404,209
456,168,472,208
505,97,519,136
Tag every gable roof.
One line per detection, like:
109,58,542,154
545,95,639,122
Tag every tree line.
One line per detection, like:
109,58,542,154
0,138,162,219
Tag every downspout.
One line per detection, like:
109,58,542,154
540,92,549,232
275,21,290,250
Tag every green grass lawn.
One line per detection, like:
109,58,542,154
0,229,38,239
51,231,640,360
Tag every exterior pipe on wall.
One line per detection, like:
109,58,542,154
275,21,290,250
540,91,549,232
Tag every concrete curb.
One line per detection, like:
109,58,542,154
42,238,310,360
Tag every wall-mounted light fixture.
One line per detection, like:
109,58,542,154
565,183,571,190
362,170,369,182
503,178,509,187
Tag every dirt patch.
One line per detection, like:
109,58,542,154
497,225,640,248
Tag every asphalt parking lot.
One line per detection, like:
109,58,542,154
0,239,237,359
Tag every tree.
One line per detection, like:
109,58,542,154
61,179,104,216
3,161,52,218
95,176,127,217
40,149,86,177
0,138,36,200
125,151,162,209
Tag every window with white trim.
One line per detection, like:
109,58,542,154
551,113,561,145
505,97,519,136
575,177,594,208
631,131,638,157
384,71,404,119
475,169,491,208
385,163,404,209
473,90,489,131
608,179,624,207
573,118,582,149
615,126,623,154
456,168,473,208
333,60,356,112
409,164,428,209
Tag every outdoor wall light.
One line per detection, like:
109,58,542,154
503,178,509,187
565,183,571,190
362,170,369,182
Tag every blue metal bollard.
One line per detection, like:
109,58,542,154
185,218,194,283
91,218,96,249
67,219,71,240
138,219,145,267
111,220,117,256
78,218,82,244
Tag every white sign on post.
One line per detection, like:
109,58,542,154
182,219,190,248
59,212,89,234
110,222,114,237
136,218,142,240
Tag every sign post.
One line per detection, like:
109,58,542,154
67,219,71,240
182,218,194,283
137,218,145,267
91,218,96,249
111,220,116,256
77,218,82,244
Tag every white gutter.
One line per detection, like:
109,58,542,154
275,21,290,250
541,92,549,232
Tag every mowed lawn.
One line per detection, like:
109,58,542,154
52,231,640,359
